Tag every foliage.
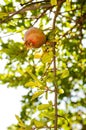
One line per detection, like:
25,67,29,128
0,0,86,130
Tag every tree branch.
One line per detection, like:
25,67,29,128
52,0,66,130
52,0,66,29
59,13,86,40
0,1,52,24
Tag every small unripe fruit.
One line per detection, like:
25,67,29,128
24,27,46,49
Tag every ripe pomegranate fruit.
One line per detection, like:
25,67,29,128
24,27,46,48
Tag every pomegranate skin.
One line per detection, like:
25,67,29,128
24,27,46,48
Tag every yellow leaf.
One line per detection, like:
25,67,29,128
25,81,41,88
34,119,44,128
0,12,8,18
38,104,50,110
58,88,64,94
50,0,57,5
31,91,44,101
66,0,71,10
34,53,42,59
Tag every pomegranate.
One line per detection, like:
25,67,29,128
24,27,46,48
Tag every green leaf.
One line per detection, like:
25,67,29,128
31,91,44,101
58,88,64,94
34,53,42,59
25,125,32,130
38,104,50,110
66,0,71,10
45,91,48,99
42,51,53,64
61,69,69,79
34,119,44,128
25,81,41,88
15,115,32,130
50,0,57,5
27,70,42,85
47,29,57,42
15,115,25,128
0,12,8,18
40,111,55,120
66,0,70,5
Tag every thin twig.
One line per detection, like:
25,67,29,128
59,13,86,40
20,0,50,6
33,6,53,26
